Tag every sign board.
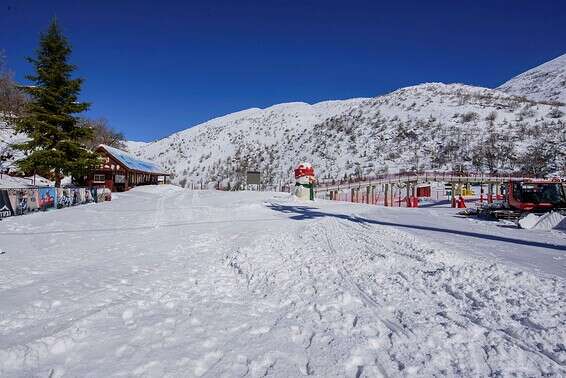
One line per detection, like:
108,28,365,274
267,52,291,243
246,171,261,185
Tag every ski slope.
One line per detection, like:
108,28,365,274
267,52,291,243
0,186,564,376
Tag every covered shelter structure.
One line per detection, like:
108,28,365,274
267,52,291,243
87,145,170,192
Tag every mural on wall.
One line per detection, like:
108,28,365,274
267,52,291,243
74,188,86,205
6,189,40,216
96,188,106,203
90,188,98,203
39,187,56,210
56,188,73,208
0,190,15,218
103,188,112,202
0,186,110,219
85,188,94,203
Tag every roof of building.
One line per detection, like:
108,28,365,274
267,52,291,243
98,145,168,175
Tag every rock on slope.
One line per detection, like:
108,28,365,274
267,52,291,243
498,53,566,104
133,83,565,188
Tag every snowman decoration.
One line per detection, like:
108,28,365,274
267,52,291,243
294,163,315,201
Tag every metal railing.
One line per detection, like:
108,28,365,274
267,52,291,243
314,171,558,193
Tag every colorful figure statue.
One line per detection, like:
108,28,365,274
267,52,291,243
294,163,315,201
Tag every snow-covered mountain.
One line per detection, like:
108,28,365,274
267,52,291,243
124,140,149,153
133,82,565,188
3,54,566,185
498,53,566,104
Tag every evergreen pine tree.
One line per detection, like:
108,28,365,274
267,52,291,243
14,19,98,187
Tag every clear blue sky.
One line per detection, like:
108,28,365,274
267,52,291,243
1,1,565,141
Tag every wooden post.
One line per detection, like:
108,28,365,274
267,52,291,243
384,184,389,206
391,184,395,207
406,182,411,207
451,182,456,208
371,186,375,204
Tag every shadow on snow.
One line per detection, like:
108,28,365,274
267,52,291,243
266,203,566,252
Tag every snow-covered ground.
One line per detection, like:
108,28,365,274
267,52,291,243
0,186,564,377
0,174,53,188
498,53,566,104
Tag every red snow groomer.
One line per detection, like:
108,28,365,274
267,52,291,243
490,178,566,219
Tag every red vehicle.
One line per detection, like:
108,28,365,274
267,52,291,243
488,179,566,219
508,179,566,213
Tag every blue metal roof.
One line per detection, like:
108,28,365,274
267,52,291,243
99,145,168,175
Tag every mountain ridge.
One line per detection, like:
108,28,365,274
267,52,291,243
497,53,566,104
132,80,565,187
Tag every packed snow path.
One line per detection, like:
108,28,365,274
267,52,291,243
0,186,564,377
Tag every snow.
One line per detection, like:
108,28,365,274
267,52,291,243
498,53,566,104
519,213,540,229
0,186,564,376
0,124,26,173
0,174,53,188
124,140,149,153
99,144,167,174
534,212,565,231
131,82,565,188
519,212,566,232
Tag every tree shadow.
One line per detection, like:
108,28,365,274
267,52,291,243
266,203,566,252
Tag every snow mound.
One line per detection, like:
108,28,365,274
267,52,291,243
519,212,566,231
519,213,540,229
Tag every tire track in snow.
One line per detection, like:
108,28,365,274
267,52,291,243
321,218,412,339
323,213,566,374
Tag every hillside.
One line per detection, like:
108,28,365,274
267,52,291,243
133,83,566,188
124,140,149,153
0,122,25,173
498,53,566,104
3,54,566,186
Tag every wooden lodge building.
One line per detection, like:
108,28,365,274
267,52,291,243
86,145,170,192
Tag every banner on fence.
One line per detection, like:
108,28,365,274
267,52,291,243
57,188,72,208
0,186,110,219
90,187,98,203
75,188,86,205
0,190,14,218
8,188,40,215
39,187,56,210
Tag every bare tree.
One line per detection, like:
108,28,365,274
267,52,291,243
79,118,126,150
0,51,26,123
